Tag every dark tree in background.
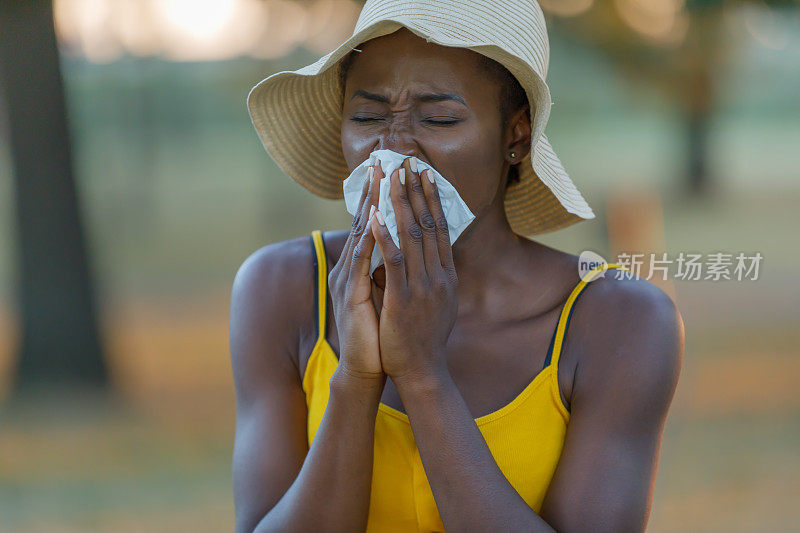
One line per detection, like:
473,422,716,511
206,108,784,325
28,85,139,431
0,0,108,396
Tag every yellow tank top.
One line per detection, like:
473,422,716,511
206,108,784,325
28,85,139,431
303,230,624,532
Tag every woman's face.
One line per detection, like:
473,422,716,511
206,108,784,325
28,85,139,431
341,27,527,214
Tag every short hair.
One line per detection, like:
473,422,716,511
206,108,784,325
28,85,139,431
474,54,529,189
338,49,529,189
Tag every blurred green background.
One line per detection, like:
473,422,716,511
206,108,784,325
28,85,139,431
1,1,799,531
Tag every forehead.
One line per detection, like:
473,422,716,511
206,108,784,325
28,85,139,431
343,27,492,96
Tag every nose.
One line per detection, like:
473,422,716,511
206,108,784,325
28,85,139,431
374,141,422,164
374,119,419,159
375,144,418,160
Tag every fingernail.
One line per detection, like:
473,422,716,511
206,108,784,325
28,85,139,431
399,168,405,185
368,166,374,183
375,209,385,226
368,204,375,223
425,169,434,184
409,156,418,173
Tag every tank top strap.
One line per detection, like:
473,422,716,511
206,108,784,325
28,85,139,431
543,263,629,370
309,230,328,344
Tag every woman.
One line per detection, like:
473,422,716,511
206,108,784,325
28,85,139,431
231,2,683,532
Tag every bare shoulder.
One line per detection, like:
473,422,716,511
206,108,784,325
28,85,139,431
568,272,685,412
579,271,682,326
229,234,317,390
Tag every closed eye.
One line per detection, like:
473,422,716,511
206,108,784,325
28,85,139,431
424,119,460,126
349,117,461,126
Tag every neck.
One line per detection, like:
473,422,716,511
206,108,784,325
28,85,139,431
451,198,531,315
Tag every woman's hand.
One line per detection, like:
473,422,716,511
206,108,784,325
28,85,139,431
328,159,385,381
369,156,459,388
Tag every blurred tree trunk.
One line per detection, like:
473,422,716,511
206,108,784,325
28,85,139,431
0,0,108,394
678,8,719,197
686,105,711,195
684,54,714,197
546,4,730,196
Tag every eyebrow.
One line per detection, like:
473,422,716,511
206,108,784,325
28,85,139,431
350,90,467,107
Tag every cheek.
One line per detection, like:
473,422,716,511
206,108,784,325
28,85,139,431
341,124,374,170
430,124,502,208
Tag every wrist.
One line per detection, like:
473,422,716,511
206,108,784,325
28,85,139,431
391,362,452,399
331,365,386,399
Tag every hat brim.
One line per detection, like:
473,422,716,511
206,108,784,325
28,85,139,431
247,19,594,236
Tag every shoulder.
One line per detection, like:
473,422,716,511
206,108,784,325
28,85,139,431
229,234,317,380
229,230,351,370
578,270,682,329
231,234,316,318
232,229,349,290
568,271,685,415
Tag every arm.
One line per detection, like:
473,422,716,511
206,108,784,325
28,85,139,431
395,277,683,532
230,241,384,533
538,277,683,532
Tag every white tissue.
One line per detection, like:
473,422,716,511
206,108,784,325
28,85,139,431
342,149,476,276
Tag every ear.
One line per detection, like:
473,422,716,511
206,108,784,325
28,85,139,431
505,104,532,164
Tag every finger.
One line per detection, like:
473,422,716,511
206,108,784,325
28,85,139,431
350,204,377,282
342,163,378,275
373,157,385,182
390,165,425,283
358,159,384,271
420,168,455,273
340,164,372,265
402,157,441,277
370,208,406,293
361,159,386,276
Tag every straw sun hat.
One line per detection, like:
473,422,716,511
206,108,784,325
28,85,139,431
246,0,595,235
